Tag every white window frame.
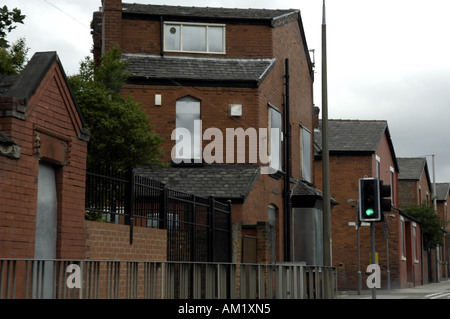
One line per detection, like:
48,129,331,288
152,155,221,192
300,125,311,182
164,22,226,54
174,96,202,162
400,216,406,261
376,155,380,178
268,105,282,172
390,166,395,207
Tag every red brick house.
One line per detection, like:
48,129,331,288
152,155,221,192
397,157,436,283
397,157,433,207
0,51,90,260
314,119,426,289
93,0,325,264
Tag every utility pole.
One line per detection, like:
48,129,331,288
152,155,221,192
432,154,440,282
321,0,332,267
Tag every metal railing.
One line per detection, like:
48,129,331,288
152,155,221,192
0,259,336,299
85,167,232,262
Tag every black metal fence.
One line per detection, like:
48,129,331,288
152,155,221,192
85,167,232,262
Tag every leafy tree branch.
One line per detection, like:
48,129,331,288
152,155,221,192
69,46,164,170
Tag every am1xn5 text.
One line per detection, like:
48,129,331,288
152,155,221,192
178,303,271,316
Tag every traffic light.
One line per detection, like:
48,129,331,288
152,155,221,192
359,178,382,222
379,180,392,213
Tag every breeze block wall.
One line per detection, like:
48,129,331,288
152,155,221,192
84,221,167,261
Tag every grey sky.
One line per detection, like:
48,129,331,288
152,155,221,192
4,0,450,183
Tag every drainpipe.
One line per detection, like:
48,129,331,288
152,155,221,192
284,58,292,262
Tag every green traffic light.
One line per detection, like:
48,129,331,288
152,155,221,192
365,208,374,216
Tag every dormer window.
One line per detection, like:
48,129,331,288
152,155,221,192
164,22,225,54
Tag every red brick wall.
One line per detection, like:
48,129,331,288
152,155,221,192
84,221,167,261
0,61,88,260
123,85,261,164
119,18,273,59
101,0,122,54
398,181,416,208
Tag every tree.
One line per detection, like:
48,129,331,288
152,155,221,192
0,37,28,75
69,46,164,170
0,5,25,48
402,202,444,249
0,6,27,75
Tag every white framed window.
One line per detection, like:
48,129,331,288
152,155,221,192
390,166,395,207
268,105,282,172
300,125,311,182
376,155,380,178
164,22,226,54
174,96,201,162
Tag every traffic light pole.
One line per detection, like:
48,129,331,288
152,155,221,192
359,177,392,299
356,201,362,295
370,222,376,299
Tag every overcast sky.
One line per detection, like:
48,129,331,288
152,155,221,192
4,0,450,184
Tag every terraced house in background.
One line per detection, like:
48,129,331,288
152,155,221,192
92,0,332,265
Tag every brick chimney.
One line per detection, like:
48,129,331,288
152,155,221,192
313,106,320,129
101,0,122,55
91,10,103,66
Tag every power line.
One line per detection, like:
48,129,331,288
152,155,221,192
42,0,90,29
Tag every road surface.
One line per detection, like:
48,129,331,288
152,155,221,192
338,278,450,299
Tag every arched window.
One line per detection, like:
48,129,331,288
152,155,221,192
174,96,201,162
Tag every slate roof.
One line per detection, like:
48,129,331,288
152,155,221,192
397,157,433,193
123,54,276,87
0,52,59,100
134,164,260,201
0,51,89,141
397,157,428,180
436,183,450,201
315,119,388,153
122,3,299,26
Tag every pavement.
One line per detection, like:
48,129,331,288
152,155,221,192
337,278,450,299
